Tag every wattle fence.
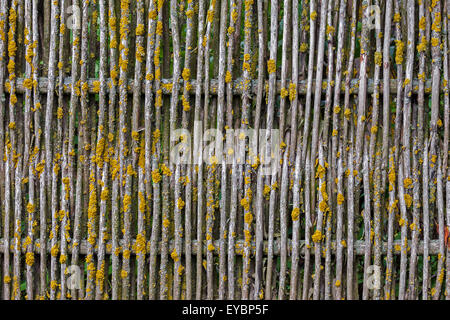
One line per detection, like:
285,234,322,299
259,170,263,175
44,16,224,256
0,0,448,300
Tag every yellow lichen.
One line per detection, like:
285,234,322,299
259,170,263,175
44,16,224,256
123,194,131,212
374,51,382,66
25,252,34,266
337,193,345,205
177,197,185,210
135,24,145,36
403,178,412,189
291,207,300,221
312,230,322,243
395,40,404,64
267,59,276,74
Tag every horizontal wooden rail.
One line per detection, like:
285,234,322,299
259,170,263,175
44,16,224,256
8,77,441,95
0,239,442,256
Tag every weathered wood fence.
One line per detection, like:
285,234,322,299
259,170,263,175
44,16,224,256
0,0,449,300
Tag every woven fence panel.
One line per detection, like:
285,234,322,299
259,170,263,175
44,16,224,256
0,0,448,300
